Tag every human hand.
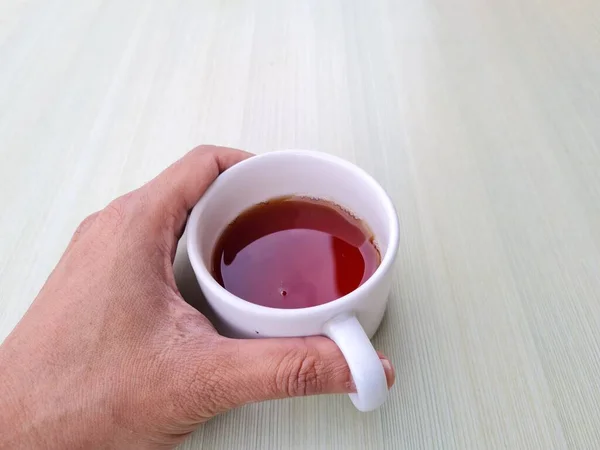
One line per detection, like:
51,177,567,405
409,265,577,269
0,145,395,449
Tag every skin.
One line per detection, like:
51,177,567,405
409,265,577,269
0,145,395,449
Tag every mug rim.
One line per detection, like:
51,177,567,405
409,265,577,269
186,149,399,318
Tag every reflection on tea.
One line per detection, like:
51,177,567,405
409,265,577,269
211,196,380,309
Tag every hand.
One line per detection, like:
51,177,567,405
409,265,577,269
0,145,395,450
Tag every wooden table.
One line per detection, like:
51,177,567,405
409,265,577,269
2,1,599,448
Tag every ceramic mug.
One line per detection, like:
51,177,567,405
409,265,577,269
186,150,399,411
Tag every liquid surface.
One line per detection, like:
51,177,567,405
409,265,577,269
211,196,381,309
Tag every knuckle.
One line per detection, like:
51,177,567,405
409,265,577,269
136,184,181,233
275,346,325,397
73,211,99,237
100,195,134,227
190,144,214,156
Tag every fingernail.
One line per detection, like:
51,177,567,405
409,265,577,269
346,358,395,393
380,357,395,387
381,358,392,373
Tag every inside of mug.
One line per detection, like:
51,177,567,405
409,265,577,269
192,152,394,269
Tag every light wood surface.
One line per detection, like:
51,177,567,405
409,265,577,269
2,1,600,448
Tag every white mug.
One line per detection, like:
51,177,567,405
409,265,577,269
186,150,399,411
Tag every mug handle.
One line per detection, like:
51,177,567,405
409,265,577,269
323,314,388,411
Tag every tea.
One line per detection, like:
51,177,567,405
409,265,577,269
211,196,380,309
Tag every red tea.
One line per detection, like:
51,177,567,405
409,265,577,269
211,196,380,309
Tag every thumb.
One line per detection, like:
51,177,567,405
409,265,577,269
221,336,395,406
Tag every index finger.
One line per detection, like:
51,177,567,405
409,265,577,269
143,144,252,231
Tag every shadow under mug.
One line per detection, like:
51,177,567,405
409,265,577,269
186,150,399,411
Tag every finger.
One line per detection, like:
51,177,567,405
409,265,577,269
142,145,253,235
218,336,395,407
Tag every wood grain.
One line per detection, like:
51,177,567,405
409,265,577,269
1,0,600,448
